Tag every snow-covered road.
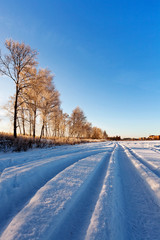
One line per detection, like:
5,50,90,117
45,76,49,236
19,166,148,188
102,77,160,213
0,141,160,240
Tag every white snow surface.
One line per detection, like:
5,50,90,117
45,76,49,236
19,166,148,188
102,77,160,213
0,141,160,240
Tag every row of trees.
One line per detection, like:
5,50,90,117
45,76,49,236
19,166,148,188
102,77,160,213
0,39,108,139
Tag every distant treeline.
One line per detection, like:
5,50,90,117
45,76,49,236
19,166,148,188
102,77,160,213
0,39,108,140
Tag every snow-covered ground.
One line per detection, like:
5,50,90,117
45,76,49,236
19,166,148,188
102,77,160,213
0,141,160,240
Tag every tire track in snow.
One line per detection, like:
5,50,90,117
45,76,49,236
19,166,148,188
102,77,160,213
0,150,113,240
123,145,160,178
0,147,112,232
85,144,126,240
48,145,116,240
149,147,160,154
118,144,160,240
121,144,160,207
0,142,112,174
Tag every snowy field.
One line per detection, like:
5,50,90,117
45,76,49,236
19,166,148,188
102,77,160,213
0,141,160,240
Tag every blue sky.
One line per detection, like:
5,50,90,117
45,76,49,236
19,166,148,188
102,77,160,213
0,0,160,138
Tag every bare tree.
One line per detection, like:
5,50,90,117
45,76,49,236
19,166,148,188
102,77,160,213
0,39,38,137
51,108,69,137
69,107,86,138
83,122,92,138
103,130,108,139
23,68,46,138
91,127,103,139
39,70,60,138
60,112,69,137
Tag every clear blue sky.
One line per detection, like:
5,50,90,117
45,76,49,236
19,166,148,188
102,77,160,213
0,0,160,138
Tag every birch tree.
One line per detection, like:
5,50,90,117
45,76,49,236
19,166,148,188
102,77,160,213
51,109,69,137
39,70,60,138
69,107,86,138
23,68,46,138
0,39,38,138
91,127,103,139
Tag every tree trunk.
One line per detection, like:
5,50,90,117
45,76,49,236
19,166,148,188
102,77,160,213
14,85,19,138
18,117,22,135
22,108,25,135
40,121,44,139
45,125,48,137
29,112,32,136
33,109,36,139
22,120,25,135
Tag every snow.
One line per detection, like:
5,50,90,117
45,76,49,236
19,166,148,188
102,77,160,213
85,144,126,240
121,144,160,207
0,141,160,239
